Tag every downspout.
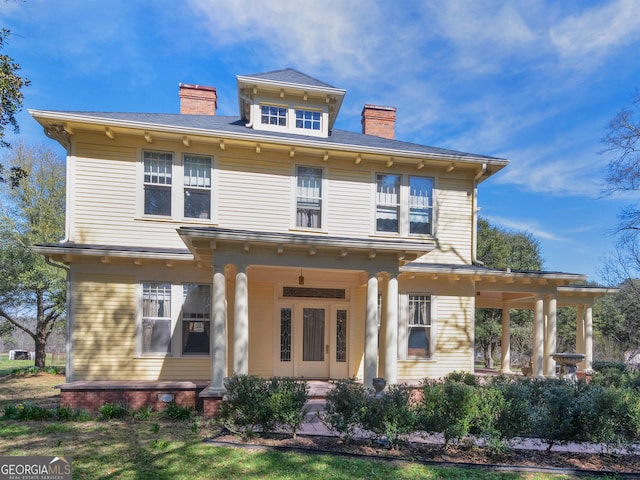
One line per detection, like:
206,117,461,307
471,163,487,265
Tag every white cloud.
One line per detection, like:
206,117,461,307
550,0,640,65
482,214,568,242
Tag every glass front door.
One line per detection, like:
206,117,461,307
297,306,329,378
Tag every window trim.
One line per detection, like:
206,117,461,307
373,172,435,237
399,292,436,361
138,149,216,223
250,98,329,138
291,164,327,232
136,281,213,358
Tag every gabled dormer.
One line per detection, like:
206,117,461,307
236,68,346,138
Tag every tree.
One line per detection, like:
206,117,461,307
0,141,66,367
475,218,544,368
0,28,30,181
602,91,640,281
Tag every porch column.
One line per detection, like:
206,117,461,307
585,303,593,373
364,272,379,388
500,304,512,374
209,265,227,394
384,274,398,384
544,295,557,377
233,266,249,375
576,305,585,370
533,296,544,378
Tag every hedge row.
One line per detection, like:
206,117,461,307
322,373,640,450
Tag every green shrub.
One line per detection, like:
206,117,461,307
2,402,53,421
488,376,536,439
266,377,309,438
360,384,415,449
219,375,271,438
53,406,90,421
321,378,368,442
529,379,580,450
98,403,131,420
163,402,193,421
133,405,154,420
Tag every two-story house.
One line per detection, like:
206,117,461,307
31,69,610,414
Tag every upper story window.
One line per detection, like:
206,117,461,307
296,166,323,229
252,100,328,138
141,150,214,221
409,176,433,235
261,105,287,126
183,155,212,219
376,174,400,233
375,173,433,236
144,151,173,216
295,109,321,131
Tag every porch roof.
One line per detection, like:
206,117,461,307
178,226,435,266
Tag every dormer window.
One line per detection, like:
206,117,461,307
261,105,287,127
251,100,329,138
295,109,321,131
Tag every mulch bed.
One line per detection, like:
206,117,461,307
210,432,640,477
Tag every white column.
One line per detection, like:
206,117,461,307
500,305,512,374
585,304,593,373
576,305,585,370
544,295,557,377
364,272,379,388
209,266,227,394
233,266,249,375
384,274,398,384
533,296,544,378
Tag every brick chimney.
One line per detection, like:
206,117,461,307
179,83,217,115
361,104,396,139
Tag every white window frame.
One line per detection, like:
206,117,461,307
142,150,173,217
399,293,435,360
294,108,322,132
182,154,213,220
250,97,329,138
373,172,435,237
138,149,216,223
140,282,173,356
292,164,326,231
136,281,213,358
181,283,211,356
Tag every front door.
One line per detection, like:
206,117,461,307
297,307,329,378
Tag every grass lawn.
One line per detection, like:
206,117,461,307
0,373,602,480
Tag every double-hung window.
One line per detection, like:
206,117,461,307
407,294,432,358
144,151,173,216
183,155,212,219
375,173,433,236
296,166,323,229
181,284,211,355
376,174,401,233
142,283,172,354
409,176,433,234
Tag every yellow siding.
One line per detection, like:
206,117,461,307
421,177,473,265
327,167,371,236
248,281,274,377
218,153,291,232
72,271,213,381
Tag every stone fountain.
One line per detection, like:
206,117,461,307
552,353,586,382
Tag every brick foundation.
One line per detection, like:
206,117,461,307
58,381,208,413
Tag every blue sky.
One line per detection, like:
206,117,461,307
3,0,639,284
